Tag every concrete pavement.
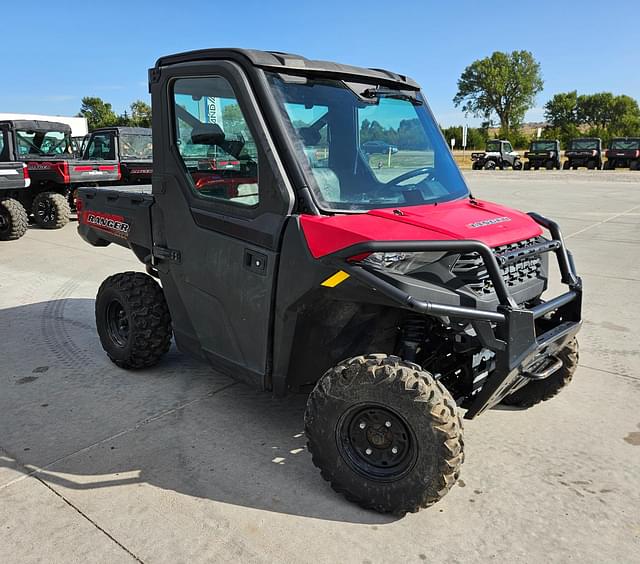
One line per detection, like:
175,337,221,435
1,171,639,563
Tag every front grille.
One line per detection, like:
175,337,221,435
452,237,544,296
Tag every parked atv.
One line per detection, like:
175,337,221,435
471,140,522,170
77,48,582,515
0,120,120,229
563,138,602,170
524,139,561,170
603,138,640,170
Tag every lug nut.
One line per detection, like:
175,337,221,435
359,422,366,429
391,447,398,454
385,421,391,428
365,448,372,455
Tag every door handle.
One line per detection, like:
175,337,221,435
244,249,267,275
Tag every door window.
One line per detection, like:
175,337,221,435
86,133,116,160
173,77,259,207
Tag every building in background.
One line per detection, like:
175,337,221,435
0,113,88,136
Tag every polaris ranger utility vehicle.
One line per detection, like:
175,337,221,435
77,48,582,515
603,137,640,170
0,120,121,228
471,140,522,170
523,139,561,170
83,127,153,183
563,138,603,170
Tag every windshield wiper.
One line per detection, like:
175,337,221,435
360,87,422,105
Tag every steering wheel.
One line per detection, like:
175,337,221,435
384,167,436,188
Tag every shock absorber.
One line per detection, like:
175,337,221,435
399,314,428,362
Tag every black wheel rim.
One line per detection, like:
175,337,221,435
106,299,130,347
0,208,9,234
36,199,56,224
336,403,418,481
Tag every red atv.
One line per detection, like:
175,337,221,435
77,48,582,515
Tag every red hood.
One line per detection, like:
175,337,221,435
301,198,543,258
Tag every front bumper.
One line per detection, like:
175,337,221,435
327,212,582,419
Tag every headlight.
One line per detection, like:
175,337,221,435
361,251,446,275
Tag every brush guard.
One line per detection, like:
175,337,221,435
327,212,582,419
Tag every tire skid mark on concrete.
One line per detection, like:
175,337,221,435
40,277,102,375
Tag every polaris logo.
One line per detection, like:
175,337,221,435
468,217,511,228
86,213,130,234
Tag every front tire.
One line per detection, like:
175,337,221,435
32,191,70,229
0,198,28,241
95,272,172,369
513,160,523,170
305,354,464,514
502,339,579,408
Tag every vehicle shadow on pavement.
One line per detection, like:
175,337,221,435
0,299,398,525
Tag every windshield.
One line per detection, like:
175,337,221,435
16,129,72,157
610,139,640,150
569,139,598,150
267,74,468,211
531,141,556,151
120,134,153,159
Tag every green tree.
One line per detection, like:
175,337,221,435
576,92,615,130
129,100,152,128
77,97,118,130
453,50,543,136
543,91,580,145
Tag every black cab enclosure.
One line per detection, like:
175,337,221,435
524,139,561,170
563,137,602,169
604,137,640,170
83,126,153,183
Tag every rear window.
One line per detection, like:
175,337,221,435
569,139,598,150
610,139,640,150
531,141,556,151
119,134,153,159
16,129,71,157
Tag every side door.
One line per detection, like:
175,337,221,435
503,141,515,165
151,62,294,388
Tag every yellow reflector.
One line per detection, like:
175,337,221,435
321,270,350,288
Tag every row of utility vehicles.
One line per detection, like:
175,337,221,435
76,48,583,515
0,121,153,240
471,137,640,171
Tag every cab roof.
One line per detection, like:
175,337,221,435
153,48,419,90
90,126,151,135
0,120,71,133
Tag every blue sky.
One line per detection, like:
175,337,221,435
2,0,638,127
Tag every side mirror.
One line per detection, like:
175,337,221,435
191,123,225,146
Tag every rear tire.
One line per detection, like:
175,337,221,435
484,160,496,170
95,271,172,369
305,354,464,515
562,161,570,170
0,198,28,241
501,339,578,408
32,191,70,229
523,162,531,171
